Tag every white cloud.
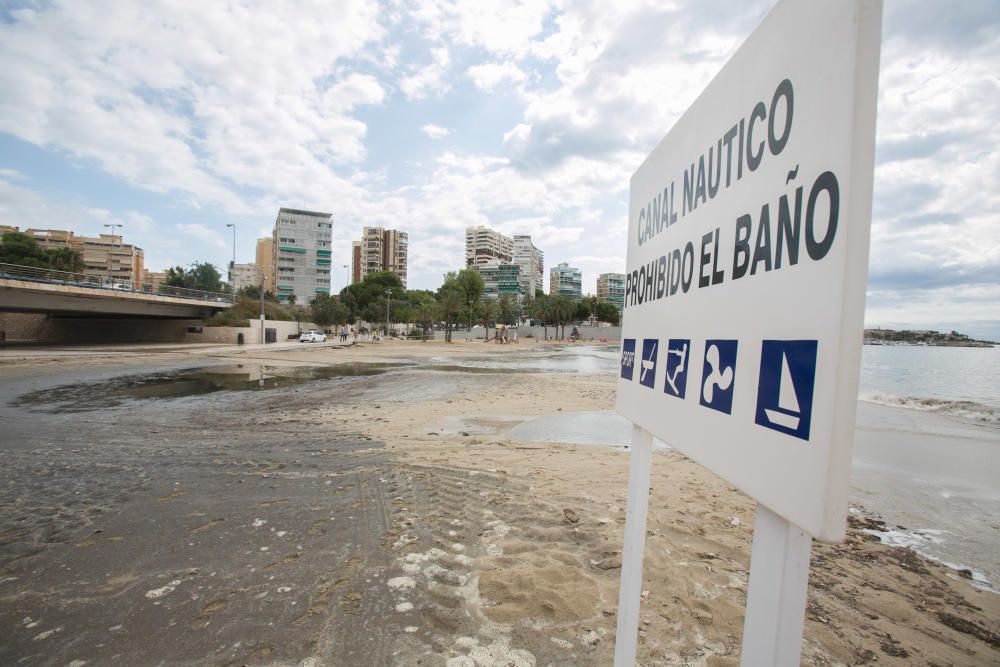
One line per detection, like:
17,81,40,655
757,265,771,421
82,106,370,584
176,223,226,249
466,61,527,91
0,1,384,214
421,124,452,139
400,47,451,99
1,0,997,327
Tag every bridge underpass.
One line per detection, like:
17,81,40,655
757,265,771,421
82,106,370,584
0,263,232,344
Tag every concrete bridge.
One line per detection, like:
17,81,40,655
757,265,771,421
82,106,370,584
0,263,233,319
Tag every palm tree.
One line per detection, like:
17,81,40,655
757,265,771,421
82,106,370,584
553,296,574,339
438,288,463,343
415,303,437,342
532,295,551,340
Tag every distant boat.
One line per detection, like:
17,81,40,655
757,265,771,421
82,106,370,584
765,352,800,429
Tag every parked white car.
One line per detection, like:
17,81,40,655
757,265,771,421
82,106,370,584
299,329,327,343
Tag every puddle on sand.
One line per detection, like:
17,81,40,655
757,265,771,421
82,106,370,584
505,410,672,450
13,363,406,413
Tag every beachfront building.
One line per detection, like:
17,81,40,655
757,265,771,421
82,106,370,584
513,234,544,296
23,228,144,284
597,272,625,316
231,262,259,293
465,225,513,268
351,226,408,287
475,262,523,302
271,207,333,305
550,262,582,301
256,237,274,294
142,269,167,290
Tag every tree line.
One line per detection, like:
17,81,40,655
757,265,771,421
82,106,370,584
0,231,85,272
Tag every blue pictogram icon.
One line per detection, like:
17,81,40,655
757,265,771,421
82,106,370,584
663,338,690,399
755,340,818,441
620,339,636,380
700,339,738,414
639,339,658,388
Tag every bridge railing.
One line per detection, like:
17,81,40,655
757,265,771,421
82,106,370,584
0,262,234,304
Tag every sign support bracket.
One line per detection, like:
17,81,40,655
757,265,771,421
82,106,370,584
613,424,654,667
739,505,813,666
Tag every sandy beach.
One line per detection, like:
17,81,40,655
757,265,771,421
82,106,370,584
1,339,997,666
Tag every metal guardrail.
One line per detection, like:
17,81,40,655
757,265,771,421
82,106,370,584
0,262,234,304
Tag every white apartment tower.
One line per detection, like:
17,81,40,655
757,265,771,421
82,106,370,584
272,207,333,305
465,226,514,268
513,235,544,296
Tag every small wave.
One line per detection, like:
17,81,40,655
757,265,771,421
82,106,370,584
860,392,1000,424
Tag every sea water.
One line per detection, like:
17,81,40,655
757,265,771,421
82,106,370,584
503,343,1000,590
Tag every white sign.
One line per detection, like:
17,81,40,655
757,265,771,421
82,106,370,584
615,0,881,543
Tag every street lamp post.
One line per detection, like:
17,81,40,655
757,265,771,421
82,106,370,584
343,264,349,292
103,223,121,288
386,288,392,337
259,269,266,345
226,223,236,295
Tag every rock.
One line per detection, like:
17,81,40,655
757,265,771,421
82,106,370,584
725,517,740,527
640,590,650,602
697,552,719,560
563,509,579,524
602,608,616,617
590,552,622,570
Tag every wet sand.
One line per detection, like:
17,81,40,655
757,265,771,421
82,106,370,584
1,340,998,666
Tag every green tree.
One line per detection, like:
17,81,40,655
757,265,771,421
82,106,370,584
413,302,438,341
237,284,277,301
436,274,464,343
339,271,403,321
454,268,484,330
0,231,46,268
552,296,575,339
0,232,83,272
498,294,516,325
163,262,224,292
310,293,350,328
594,301,621,325
531,294,551,339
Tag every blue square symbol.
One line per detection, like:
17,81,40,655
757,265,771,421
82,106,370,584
700,339,738,414
639,339,658,388
663,339,690,399
620,339,636,380
755,340,818,441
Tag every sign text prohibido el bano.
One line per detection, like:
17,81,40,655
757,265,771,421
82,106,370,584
613,0,881,665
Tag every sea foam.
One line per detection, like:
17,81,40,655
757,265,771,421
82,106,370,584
860,392,999,425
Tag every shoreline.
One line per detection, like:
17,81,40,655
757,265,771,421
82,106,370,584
1,340,998,665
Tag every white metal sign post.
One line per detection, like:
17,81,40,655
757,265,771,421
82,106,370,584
612,0,882,665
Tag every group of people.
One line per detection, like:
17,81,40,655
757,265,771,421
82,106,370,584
488,324,518,344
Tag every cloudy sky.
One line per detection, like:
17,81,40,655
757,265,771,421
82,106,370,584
0,1,998,335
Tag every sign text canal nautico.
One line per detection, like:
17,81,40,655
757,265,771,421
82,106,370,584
612,0,882,664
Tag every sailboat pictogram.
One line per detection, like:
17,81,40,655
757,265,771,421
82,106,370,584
764,352,800,429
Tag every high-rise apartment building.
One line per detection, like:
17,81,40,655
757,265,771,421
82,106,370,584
465,226,513,268
475,262,523,301
271,208,333,305
597,272,625,315
24,228,144,284
550,262,582,301
255,237,274,294
513,235,544,296
351,226,408,287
